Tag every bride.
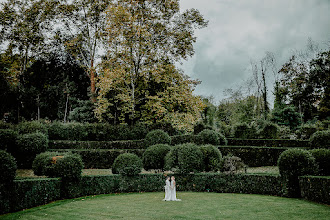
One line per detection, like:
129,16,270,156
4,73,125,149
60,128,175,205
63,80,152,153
169,176,181,201
163,176,171,201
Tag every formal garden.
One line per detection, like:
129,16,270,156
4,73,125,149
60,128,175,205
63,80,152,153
0,121,329,219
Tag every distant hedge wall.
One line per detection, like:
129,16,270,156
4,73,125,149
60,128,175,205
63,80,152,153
0,178,60,214
299,176,330,205
49,140,146,150
48,149,145,169
227,139,309,148
218,146,290,167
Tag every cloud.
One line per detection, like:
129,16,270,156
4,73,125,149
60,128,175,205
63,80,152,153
179,0,330,103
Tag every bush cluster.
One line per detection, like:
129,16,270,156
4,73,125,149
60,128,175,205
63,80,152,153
310,149,330,176
232,123,257,139
220,154,245,173
112,153,142,176
193,121,213,135
309,130,330,148
0,129,18,151
257,122,279,139
278,149,317,197
165,143,204,173
32,152,83,180
142,144,171,171
145,129,171,146
199,145,222,172
0,150,17,185
16,121,48,136
296,124,318,140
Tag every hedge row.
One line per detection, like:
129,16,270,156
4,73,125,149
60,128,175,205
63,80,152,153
218,146,291,167
0,178,60,214
48,149,145,169
49,140,146,150
299,176,330,204
227,139,309,148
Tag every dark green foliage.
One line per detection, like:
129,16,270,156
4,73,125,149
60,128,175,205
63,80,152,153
0,129,18,151
32,151,65,176
171,134,195,145
193,121,213,135
68,100,97,123
296,124,318,140
199,145,222,172
142,144,171,170
310,149,330,176
258,122,279,139
127,123,149,140
227,138,309,148
15,121,48,136
112,153,142,176
219,146,288,167
309,130,330,148
271,105,302,129
196,129,219,145
49,140,146,150
165,143,204,173
145,129,171,146
14,132,49,168
232,123,257,139
299,176,330,205
149,122,180,136
54,154,84,180
220,155,245,173
278,149,318,197
47,121,70,140
0,150,17,185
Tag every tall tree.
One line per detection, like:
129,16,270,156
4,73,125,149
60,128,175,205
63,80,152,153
96,0,207,130
58,0,111,101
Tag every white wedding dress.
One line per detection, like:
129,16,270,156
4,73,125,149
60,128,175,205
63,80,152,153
169,180,181,201
163,179,171,201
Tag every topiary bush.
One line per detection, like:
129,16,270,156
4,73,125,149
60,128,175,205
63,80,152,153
0,129,18,151
32,151,63,176
128,123,149,140
309,130,330,148
199,145,222,172
54,154,84,180
296,124,318,140
220,154,245,173
16,121,48,136
278,148,318,197
310,149,330,176
145,129,171,146
14,132,49,168
232,123,257,139
258,122,279,139
165,143,204,173
47,121,69,140
142,144,171,171
193,121,213,135
0,150,17,186
112,153,142,176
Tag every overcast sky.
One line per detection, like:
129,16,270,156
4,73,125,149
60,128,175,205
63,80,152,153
179,0,330,103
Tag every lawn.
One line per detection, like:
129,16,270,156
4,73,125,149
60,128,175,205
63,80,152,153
15,166,279,179
1,192,329,220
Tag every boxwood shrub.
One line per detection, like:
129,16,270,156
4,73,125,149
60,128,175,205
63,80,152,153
15,121,48,136
232,123,257,139
258,122,279,139
0,129,18,151
112,153,142,176
193,121,213,135
199,145,222,172
14,132,48,168
309,130,330,148
165,143,204,173
309,149,330,176
278,148,318,197
299,176,330,205
145,129,171,146
0,150,17,185
142,144,171,171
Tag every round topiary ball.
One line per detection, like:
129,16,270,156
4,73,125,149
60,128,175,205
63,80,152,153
196,129,222,146
310,149,330,176
32,151,61,176
259,122,279,139
112,153,142,176
142,144,171,171
193,121,213,135
309,130,330,148
0,150,17,185
278,148,317,197
0,129,18,151
53,154,84,180
145,129,171,146
165,143,204,173
199,145,222,172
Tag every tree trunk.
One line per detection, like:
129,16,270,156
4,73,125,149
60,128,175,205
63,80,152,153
90,59,96,103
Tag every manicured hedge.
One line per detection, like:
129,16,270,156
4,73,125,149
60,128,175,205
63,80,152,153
0,178,60,214
218,146,290,167
48,149,145,169
299,176,330,205
227,138,309,148
49,140,146,150
171,134,195,145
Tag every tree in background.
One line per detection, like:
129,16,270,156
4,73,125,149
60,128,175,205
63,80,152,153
96,0,207,131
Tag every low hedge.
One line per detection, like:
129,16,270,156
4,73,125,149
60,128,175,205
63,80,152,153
48,149,145,169
227,138,309,148
0,178,60,214
49,140,146,150
218,146,290,167
299,176,330,205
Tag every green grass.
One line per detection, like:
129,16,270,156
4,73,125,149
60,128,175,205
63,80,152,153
1,192,329,220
